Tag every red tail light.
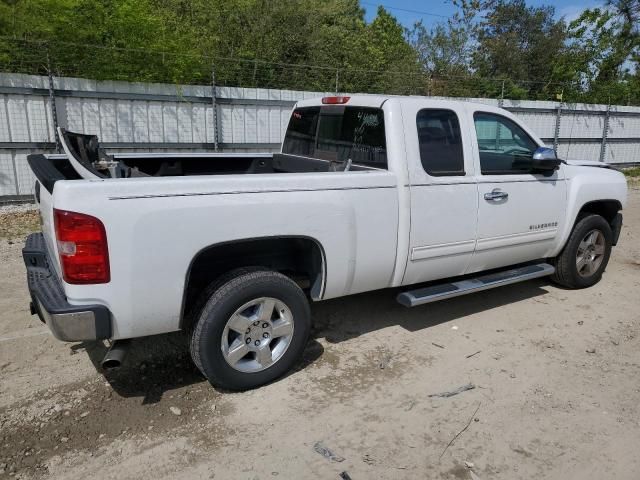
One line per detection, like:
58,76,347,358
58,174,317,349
54,209,110,284
322,96,350,104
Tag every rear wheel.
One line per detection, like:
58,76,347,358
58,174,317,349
189,269,311,390
551,214,613,289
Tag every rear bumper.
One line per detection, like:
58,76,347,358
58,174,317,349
23,233,112,341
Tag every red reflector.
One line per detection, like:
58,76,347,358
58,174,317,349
321,96,350,104
54,209,110,284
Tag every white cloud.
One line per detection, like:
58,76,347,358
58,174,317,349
557,2,605,24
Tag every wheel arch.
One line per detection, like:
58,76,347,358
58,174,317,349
555,198,623,257
576,199,622,225
180,236,326,328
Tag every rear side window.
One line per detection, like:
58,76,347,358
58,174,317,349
282,106,387,169
416,109,464,176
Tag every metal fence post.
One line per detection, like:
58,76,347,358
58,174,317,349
599,104,611,163
499,79,505,108
46,54,62,153
335,69,339,94
10,155,20,196
2,82,21,195
211,67,219,152
553,104,562,154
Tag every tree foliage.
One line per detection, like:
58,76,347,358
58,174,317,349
408,1,477,80
0,0,639,104
561,0,640,103
473,0,568,99
410,0,640,104
0,0,422,92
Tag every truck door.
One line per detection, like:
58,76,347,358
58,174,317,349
466,110,566,274
401,100,479,285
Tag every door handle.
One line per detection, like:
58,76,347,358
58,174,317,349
484,189,508,201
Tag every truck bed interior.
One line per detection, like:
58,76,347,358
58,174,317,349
53,129,375,180
116,152,372,176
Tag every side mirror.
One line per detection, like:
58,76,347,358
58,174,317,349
531,147,561,171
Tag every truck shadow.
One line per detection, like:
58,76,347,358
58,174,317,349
78,333,325,403
311,279,553,344
78,334,204,403
78,279,550,402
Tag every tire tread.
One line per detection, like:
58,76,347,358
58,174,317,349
551,213,612,289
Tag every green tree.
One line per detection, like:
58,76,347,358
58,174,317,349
566,0,640,104
0,0,422,92
472,0,568,99
409,1,476,76
1,0,639,105
408,0,480,97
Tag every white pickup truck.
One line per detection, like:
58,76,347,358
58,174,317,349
23,95,627,390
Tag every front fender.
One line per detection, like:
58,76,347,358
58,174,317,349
551,165,627,256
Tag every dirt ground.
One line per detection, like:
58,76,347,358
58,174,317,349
1,187,639,480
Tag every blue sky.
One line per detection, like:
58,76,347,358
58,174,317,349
362,0,605,28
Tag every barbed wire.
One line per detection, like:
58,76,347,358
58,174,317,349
0,36,637,105
360,1,450,18
0,35,578,86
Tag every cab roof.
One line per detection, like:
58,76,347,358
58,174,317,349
294,94,507,113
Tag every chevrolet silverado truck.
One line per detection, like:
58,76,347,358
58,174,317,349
23,95,627,390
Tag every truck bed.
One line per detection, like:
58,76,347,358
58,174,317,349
27,151,374,189
35,129,375,182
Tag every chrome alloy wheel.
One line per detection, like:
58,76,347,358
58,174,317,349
221,297,295,373
576,229,606,278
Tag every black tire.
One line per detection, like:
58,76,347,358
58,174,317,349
189,269,311,390
551,214,613,289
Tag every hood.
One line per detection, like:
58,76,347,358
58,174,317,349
563,160,612,169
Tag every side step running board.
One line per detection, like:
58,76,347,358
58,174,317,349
397,263,555,308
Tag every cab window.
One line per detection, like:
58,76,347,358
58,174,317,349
283,106,387,169
473,112,538,174
417,109,464,176
282,107,320,157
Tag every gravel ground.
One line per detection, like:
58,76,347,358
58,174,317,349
0,203,37,215
0,187,639,480
0,205,39,241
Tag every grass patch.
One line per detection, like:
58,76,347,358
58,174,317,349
622,167,640,178
0,210,41,239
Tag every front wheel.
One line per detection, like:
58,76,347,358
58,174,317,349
551,214,613,289
189,269,311,390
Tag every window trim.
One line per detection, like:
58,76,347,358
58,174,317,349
473,111,540,176
416,108,466,177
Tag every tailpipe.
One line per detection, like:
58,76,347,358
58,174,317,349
101,339,130,370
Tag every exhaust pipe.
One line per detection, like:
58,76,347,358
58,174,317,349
101,339,130,370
